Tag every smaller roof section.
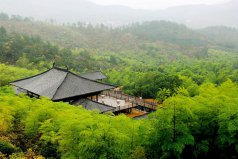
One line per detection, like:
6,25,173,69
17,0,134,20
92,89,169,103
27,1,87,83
73,98,115,113
80,71,107,80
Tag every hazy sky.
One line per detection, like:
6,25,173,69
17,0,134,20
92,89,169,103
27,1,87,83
89,0,229,10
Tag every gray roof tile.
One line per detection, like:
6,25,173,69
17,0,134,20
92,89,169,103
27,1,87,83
73,98,115,113
80,71,107,80
10,67,115,100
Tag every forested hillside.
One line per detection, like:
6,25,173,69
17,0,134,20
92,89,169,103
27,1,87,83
0,13,142,51
1,14,238,51
0,13,238,159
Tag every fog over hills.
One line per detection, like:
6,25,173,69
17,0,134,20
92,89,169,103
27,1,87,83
156,0,238,28
0,0,237,28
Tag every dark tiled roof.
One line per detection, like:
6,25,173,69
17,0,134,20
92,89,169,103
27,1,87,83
73,98,115,113
10,67,115,101
80,71,107,80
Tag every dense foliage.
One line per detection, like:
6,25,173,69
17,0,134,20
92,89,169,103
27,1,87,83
0,78,238,158
0,86,143,159
0,64,37,86
105,49,238,99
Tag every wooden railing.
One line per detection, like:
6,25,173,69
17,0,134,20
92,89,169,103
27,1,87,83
102,90,157,110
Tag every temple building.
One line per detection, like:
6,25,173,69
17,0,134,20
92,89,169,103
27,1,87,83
10,66,116,113
10,66,156,117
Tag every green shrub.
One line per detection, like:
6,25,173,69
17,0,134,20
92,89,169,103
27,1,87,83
0,140,15,155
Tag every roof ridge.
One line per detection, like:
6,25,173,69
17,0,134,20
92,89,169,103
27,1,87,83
52,67,114,87
53,66,69,72
52,71,69,100
69,70,116,87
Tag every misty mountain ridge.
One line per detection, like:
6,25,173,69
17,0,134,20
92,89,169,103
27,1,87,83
1,15,238,52
0,0,237,28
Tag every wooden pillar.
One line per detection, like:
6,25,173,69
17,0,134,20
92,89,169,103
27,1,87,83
96,95,98,102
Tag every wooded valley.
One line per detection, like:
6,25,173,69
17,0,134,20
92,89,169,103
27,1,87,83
0,13,238,158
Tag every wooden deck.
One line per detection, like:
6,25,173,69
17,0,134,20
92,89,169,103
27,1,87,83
101,90,157,110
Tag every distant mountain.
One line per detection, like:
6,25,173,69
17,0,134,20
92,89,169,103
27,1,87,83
154,0,238,28
0,0,150,26
0,0,237,28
